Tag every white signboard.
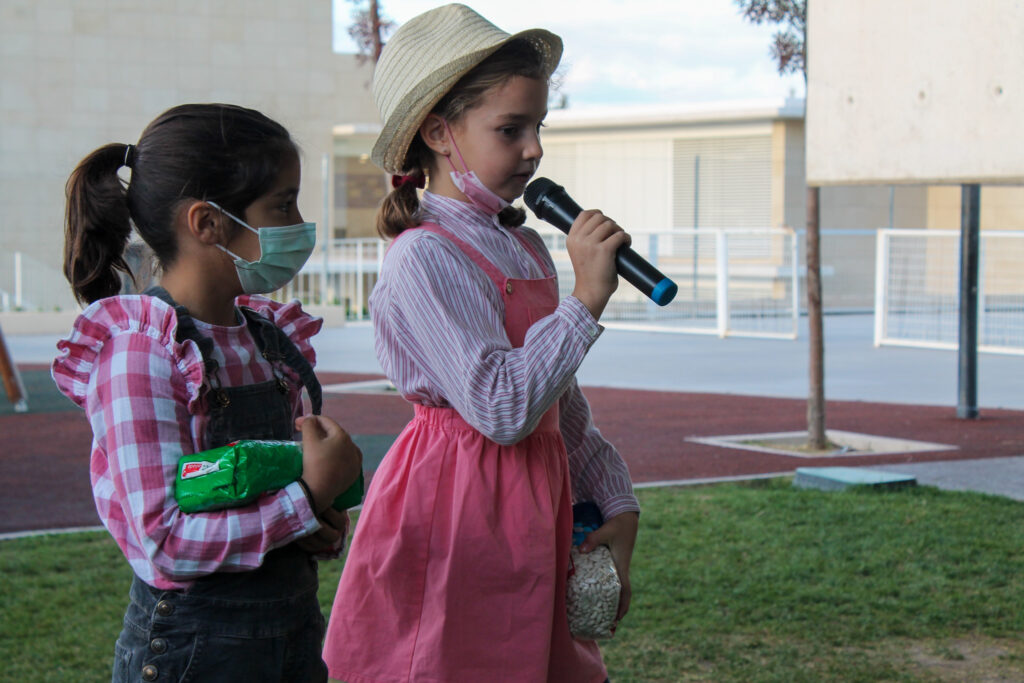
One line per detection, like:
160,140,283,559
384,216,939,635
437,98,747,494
806,0,1024,186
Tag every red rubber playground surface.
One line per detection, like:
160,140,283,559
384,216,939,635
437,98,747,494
3,368,1023,535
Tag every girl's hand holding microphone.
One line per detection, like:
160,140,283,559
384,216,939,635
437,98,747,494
566,210,631,320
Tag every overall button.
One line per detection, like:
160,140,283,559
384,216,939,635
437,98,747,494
141,664,159,681
505,282,514,294
155,600,174,616
150,637,168,654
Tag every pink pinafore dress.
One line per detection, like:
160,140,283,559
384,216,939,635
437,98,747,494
323,223,607,683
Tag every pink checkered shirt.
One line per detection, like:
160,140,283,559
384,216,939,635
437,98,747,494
371,192,639,520
52,295,323,589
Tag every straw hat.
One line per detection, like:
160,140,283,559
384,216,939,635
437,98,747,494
370,3,563,174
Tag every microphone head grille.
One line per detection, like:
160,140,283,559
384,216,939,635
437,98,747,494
524,177,558,212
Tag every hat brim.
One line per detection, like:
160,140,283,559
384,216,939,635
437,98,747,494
371,28,562,175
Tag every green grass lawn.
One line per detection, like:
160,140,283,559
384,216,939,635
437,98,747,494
4,479,1024,681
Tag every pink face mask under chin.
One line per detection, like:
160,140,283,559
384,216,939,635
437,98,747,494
443,121,510,216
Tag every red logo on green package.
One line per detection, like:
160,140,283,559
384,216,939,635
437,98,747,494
181,460,220,480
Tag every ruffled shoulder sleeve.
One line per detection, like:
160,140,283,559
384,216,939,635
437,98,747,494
51,295,205,410
235,295,323,366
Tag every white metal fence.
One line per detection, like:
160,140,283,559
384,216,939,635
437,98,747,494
0,252,78,313
23,228,1019,353
543,229,800,338
280,238,386,319
875,229,1024,355
281,229,801,339
796,229,877,313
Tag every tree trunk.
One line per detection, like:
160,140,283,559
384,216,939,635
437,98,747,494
806,185,826,449
370,0,383,62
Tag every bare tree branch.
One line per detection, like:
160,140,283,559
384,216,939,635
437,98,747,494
346,0,395,64
735,0,806,80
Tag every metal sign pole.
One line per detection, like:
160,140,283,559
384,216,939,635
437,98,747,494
957,184,980,419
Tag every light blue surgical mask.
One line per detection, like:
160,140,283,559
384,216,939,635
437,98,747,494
209,201,316,294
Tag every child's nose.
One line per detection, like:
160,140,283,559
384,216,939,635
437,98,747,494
523,133,542,160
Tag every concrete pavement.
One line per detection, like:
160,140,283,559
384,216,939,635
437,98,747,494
9,314,1021,409
6,313,1023,506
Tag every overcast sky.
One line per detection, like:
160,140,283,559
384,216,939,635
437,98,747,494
332,0,806,110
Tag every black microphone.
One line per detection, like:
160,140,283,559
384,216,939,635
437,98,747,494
523,178,678,306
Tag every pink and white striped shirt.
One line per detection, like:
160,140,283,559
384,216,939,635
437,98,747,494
52,295,323,589
370,192,639,519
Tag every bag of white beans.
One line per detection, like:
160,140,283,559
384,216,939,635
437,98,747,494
566,544,621,640
567,501,622,640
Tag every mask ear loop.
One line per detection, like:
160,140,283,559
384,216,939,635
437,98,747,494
208,200,259,262
442,120,471,175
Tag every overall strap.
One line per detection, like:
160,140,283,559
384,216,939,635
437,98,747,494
142,285,219,378
510,229,555,279
239,307,323,415
417,222,507,293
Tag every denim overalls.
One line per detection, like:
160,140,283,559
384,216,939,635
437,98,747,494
112,288,327,683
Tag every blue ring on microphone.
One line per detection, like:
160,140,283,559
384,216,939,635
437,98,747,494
651,278,678,306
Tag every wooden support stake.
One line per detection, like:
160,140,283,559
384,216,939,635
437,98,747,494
0,323,28,412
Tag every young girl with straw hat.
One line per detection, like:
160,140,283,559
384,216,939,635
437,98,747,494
324,5,639,681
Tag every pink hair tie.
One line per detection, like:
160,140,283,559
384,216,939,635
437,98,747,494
391,174,425,190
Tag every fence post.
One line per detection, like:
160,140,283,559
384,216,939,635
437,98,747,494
716,231,729,337
356,241,365,319
873,230,888,347
321,153,330,306
647,233,659,319
790,229,799,336
15,252,22,310
977,235,987,349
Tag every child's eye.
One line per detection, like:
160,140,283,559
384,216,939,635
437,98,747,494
499,126,519,137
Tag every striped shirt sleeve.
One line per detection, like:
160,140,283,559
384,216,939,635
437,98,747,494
89,329,318,585
559,378,641,520
376,231,603,445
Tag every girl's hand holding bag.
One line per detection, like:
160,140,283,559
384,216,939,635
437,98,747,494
567,502,622,640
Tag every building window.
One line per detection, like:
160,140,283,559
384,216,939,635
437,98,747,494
334,155,388,239
673,135,772,229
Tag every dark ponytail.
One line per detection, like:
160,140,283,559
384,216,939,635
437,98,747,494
64,144,134,304
376,167,426,239
377,39,543,239
63,103,296,304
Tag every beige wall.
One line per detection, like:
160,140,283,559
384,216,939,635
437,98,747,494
1,0,375,309
539,105,788,233
538,135,674,233
806,0,1024,185
777,119,806,230
925,186,1024,231
981,187,1024,230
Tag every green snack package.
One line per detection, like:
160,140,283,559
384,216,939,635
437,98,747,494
175,440,364,514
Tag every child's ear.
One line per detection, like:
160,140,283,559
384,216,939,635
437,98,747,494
419,114,451,157
185,201,228,245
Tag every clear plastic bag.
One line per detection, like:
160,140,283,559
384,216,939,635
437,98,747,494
566,544,621,640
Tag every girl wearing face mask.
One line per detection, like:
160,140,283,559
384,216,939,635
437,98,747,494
322,6,640,683
53,103,362,683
